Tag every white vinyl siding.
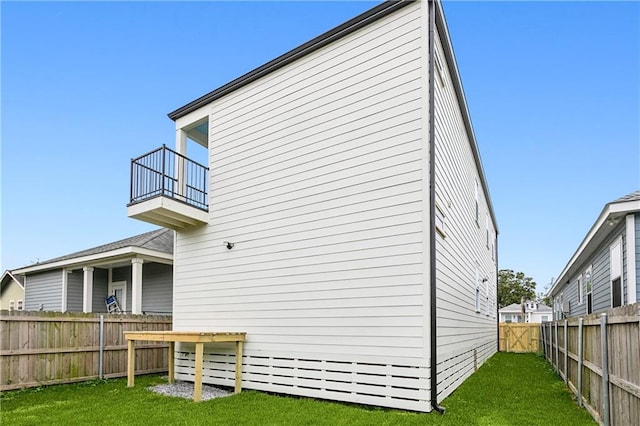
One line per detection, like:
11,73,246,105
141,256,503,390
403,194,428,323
432,25,497,401
174,3,428,411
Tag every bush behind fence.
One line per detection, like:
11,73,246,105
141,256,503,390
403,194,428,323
0,310,172,391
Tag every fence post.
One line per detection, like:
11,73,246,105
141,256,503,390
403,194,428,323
540,324,546,358
600,313,610,426
554,321,559,373
99,315,104,379
547,322,553,364
577,317,583,407
564,319,568,383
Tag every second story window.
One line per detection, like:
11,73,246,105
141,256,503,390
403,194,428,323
474,180,479,226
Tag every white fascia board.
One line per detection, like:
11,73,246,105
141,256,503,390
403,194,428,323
1,270,25,290
548,199,640,297
12,247,173,275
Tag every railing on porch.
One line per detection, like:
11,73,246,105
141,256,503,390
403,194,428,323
129,145,209,211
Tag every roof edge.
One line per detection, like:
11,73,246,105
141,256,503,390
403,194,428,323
548,195,640,296
12,247,173,275
1,270,25,290
433,0,498,233
167,0,413,121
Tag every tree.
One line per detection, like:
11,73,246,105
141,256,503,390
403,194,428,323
498,269,536,308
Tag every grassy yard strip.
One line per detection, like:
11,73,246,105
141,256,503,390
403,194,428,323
1,352,595,425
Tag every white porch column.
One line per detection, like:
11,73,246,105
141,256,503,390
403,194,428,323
176,128,188,200
82,266,94,313
131,258,144,314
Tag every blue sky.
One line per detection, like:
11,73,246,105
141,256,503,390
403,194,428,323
2,1,638,295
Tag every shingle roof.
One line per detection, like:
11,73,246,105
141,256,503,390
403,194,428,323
611,190,640,204
30,228,173,267
499,302,552,313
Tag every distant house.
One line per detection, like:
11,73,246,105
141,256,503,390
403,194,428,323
499,301,552,323
126,0,498,413
548,191,639,319
0,270,25,311
11,229,173,314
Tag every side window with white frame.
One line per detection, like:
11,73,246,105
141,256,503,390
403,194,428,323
610,238,623,308
485,214,490,248
485,278,490,316
474,266,481,313
434,48,445,88
474,179,479,226
435,203,446,238
577,274,583,305
17,300,24,310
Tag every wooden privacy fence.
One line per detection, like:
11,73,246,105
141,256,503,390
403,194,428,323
0,310,172,391
541,303,640,426
499,323,541,353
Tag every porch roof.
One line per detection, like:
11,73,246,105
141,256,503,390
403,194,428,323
12,229,173,275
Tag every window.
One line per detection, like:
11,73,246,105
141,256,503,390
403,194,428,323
485,214,490,248
434,49,445,87
435,203,446,238
9,300,15,311
485,279,490,316
577,274,583,305
610,238,623,308
17,300,23,310
541,315,548,322
474,266,481,312
474,180,479,225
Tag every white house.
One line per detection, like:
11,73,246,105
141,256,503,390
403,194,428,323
499,301,552,323
127,0,498,412
548,190,640,319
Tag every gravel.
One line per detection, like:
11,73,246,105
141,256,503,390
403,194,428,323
148,381,231,401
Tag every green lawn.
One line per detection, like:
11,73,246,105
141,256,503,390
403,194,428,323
1,352,595,425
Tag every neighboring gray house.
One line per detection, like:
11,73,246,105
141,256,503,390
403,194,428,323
548,191,640,319
126,0,498,412
12,229,173,314
498,301,552,323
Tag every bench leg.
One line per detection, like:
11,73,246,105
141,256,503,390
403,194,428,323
127,340,135,387
194,342,204,402
168,341,175,384
235,340,243,393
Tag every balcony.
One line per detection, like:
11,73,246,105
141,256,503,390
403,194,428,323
127,145,209,230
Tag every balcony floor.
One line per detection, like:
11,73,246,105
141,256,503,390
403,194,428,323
127,196,208,230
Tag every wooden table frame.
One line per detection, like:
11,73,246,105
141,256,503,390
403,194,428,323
124,331,246,402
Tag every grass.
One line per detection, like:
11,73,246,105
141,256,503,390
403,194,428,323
0,352,595,425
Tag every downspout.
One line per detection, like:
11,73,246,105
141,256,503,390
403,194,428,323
428,0,445,415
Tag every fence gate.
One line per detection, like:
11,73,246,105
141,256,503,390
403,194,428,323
499,323,541,353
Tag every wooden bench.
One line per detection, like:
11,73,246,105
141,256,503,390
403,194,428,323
124,331,246,402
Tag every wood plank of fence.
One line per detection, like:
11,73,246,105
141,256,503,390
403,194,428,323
0,310,172,391
541,303,640,426
499,323,541,353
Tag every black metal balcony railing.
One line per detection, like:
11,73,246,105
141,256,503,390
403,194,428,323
129,145,209,211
